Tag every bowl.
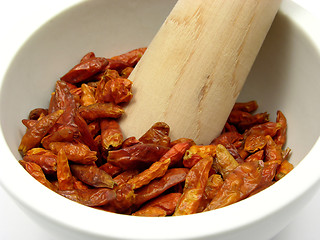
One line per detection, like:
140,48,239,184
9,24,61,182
1,0,320,239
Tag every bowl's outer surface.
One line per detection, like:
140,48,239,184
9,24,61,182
1,0,320,240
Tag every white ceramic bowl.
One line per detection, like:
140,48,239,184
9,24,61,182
1,1,320,239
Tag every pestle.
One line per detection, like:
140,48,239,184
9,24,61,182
120,0,281,144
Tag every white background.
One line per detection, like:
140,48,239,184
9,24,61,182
1,1,320,239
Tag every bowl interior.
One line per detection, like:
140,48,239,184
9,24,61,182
1,0,319,166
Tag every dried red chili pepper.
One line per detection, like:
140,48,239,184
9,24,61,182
58,188,116,207
228,110,269,132
53,81,78,130
78,102,124,121
243,122,281,153
48,141,97,165
107,144,170,170
205,161,263,211
100,118,123,151
113,170,139,186
198,174,224,211
41,126,76,149
237,112,269,132
232,100,258,113
19,110,64,155
213,136,243,163
139,122,171,147
57,149,74,191
99,162,122,177
128,158,171,190
215,144,239,179
259,135,283,186
97,78,133,104
122,136,140,148
170,138,195,147
19,160,56,191
244,133,267,153
72,176,89,190
111,47,147,67
211,131,243,146
183,145,216,168
174,157,212,216
106,59,130,73
80,52,96,63
121,67,134,78
22,119,37,129
134,168,189,206
74,111,98,152
275,159,293,181
23,148,57,175
61,57,109,84
132,193,182,217
159,141,192,167
245,150,264,162
87,120,101,137
274,110,287,148
80,83,96,106
70,164,115,188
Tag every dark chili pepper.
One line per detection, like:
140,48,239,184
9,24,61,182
205,161,263,211
19,110,64,155
134,168,189,206
78,102,124,121
174,157,212,216
139,122,171,147
132,193,182,217
107,144,170,170
58,188,116,207
61,57,109,84
70,164,115,188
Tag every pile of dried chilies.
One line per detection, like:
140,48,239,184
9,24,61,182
18,48,293,216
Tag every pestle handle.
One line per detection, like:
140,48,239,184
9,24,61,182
120,0,281,144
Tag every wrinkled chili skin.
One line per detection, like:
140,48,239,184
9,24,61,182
205,161,263,211
96,78,133,104
160,141,192,167
134,168,189,206
53,80,78,129
78,102,124,121
133,192,182,217
174,157,212,216
49,141,97,165
107,144,170,170
74,112,98,152
274,111,287,148
58,188,116,207
100,119,123,152
23,148,57,175
19,110,64,155
57,149,74,191
215,144,239,179
61,57,109,84
70,164,115,188
111,47,147,67
139,122,171,147
19,160,56,191
128,158,171,190
232,100,258,113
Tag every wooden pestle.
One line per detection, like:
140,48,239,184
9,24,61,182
120,0,281,144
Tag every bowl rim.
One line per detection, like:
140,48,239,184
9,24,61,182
1,0,320,239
